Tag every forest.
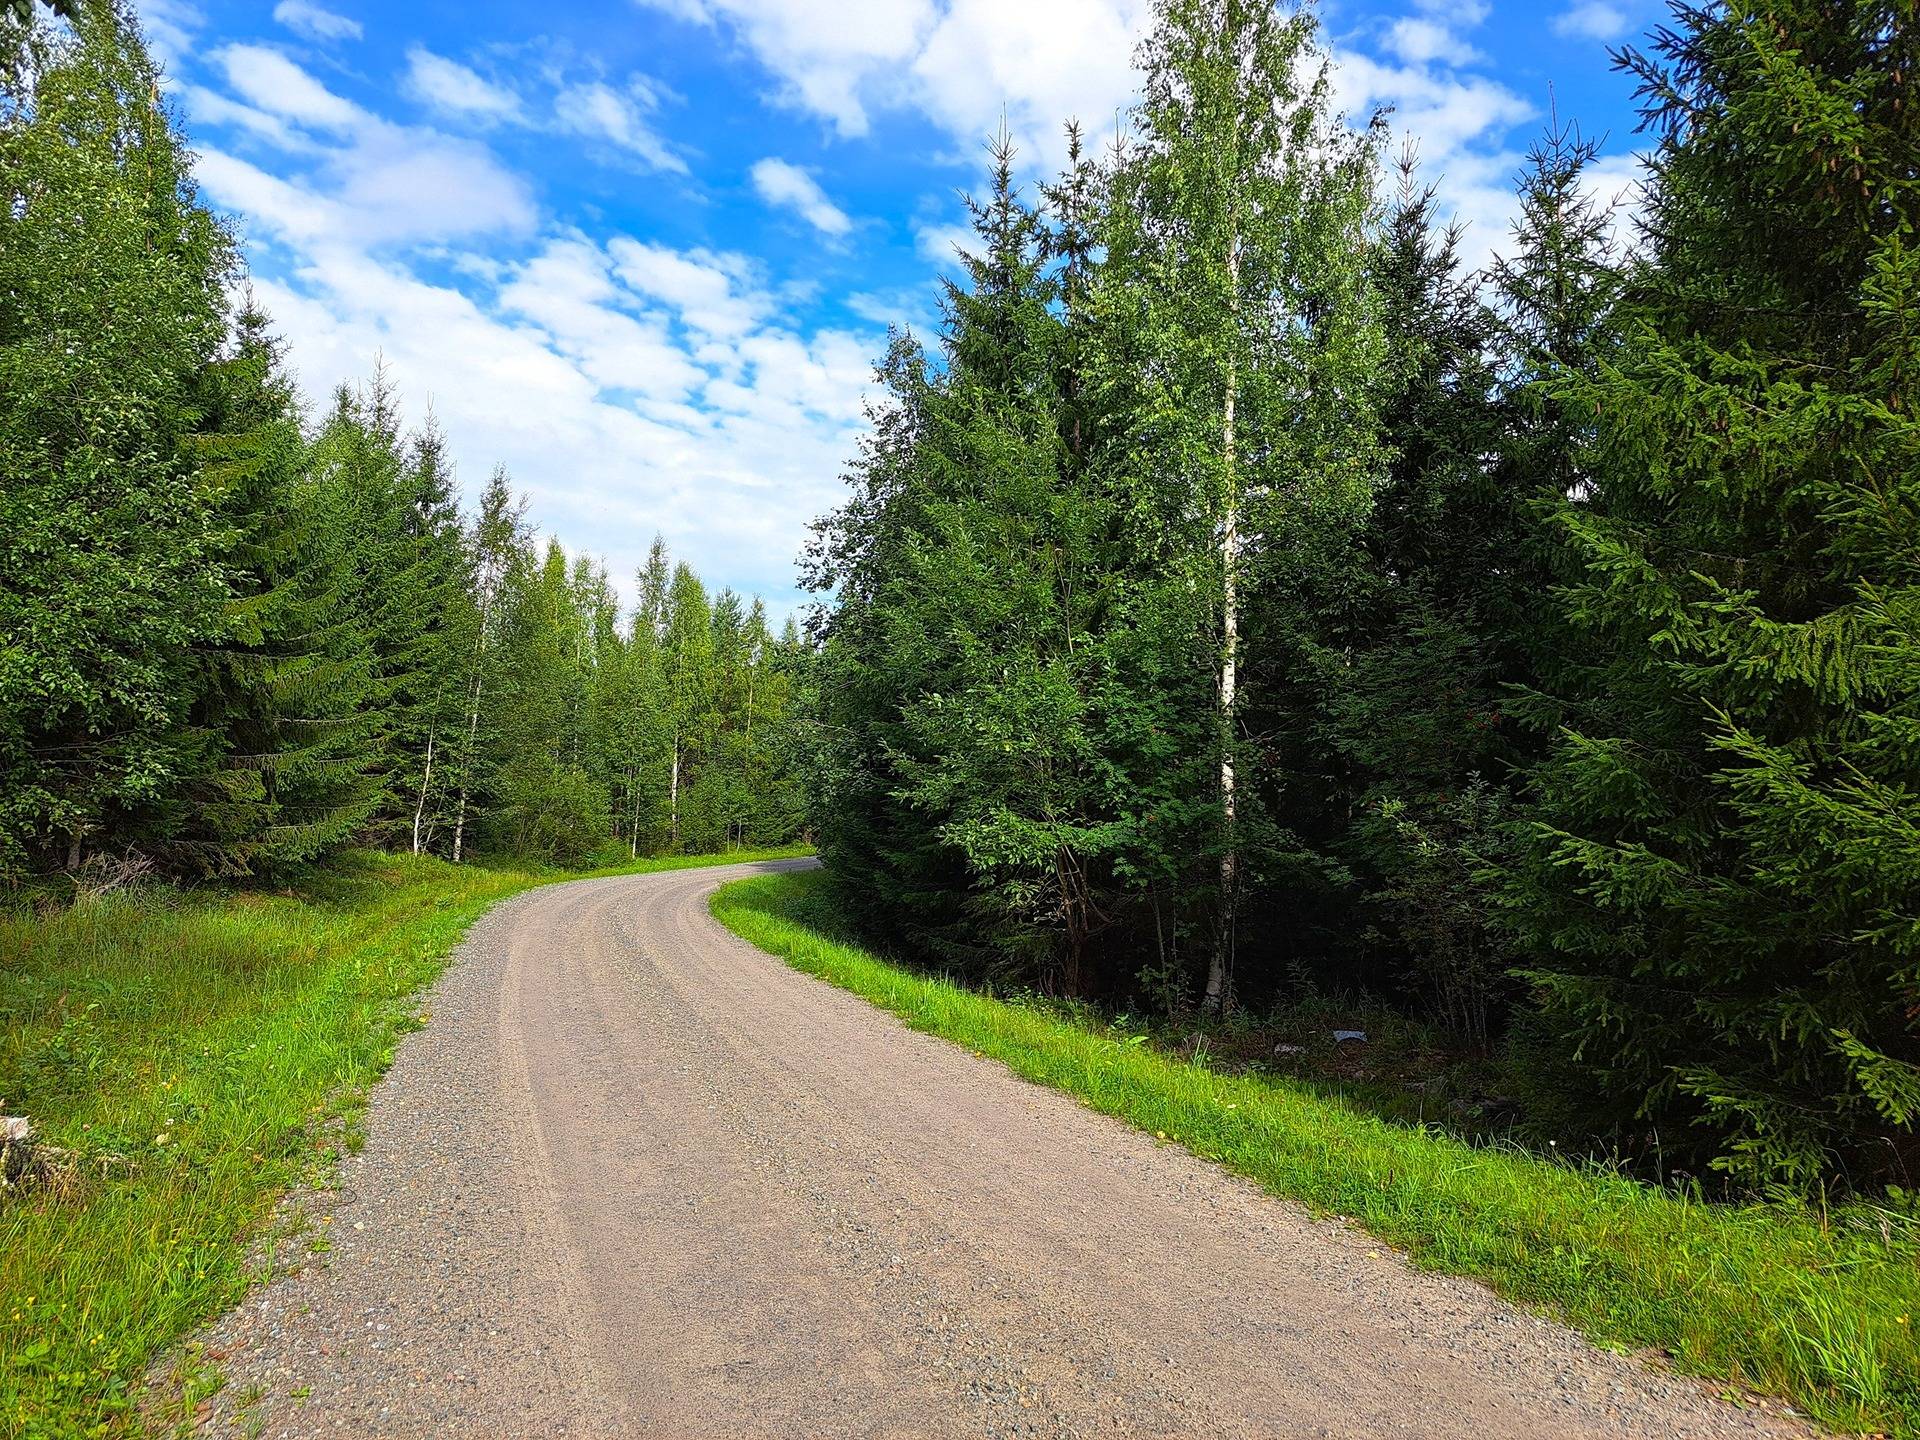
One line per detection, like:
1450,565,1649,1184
801,0,1919,1195
0,6,809,884
3,0,1916,1207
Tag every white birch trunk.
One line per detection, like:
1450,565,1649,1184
1204,227,1243,1013
451,589,494,866
410,728,436,856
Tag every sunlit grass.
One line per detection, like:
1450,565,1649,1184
0,844,808,1440
712,868,1920,1439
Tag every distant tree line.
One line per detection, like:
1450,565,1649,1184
802,0,1919,1190
0,4,806,880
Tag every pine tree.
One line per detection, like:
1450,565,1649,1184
1503,1,1920,1187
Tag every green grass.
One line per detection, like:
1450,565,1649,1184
0,844,807,1440
711,868,1920,1438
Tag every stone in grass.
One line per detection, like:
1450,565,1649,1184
1,1116,33,1187
1332,1030,1368,1044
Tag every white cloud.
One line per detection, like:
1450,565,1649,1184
197,49,534,247
1385,17,1481,67
182,43,873,609
639,0,1150,168
645,0,935,137
135,0,202,69
749,158,853,236
498,239,704,399
404,46,523,121
213,44,362,130
844,286,936,332
553,81,687,174
244,236,875,607
181,84,317,151
912,216,977,267
1552,2,1631,41
272,1,362,43
608,241,771,338
906,0,1154,168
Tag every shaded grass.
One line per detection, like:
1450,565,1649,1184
712,868,1920,1438
0,844,807,1440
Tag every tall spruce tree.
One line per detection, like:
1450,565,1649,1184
398,406,468,856
1504,1,1920,1187
168,301,380,873
1276,153,1520,1044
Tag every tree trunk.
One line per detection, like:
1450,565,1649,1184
669,732,680,852
1204,228,1243,1015
451,589,496,866
410,728,436,856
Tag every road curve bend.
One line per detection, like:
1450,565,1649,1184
194,858,1811,1439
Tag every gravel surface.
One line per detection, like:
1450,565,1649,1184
179,858,1818,1439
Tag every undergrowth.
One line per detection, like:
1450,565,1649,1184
712,867,1920,1439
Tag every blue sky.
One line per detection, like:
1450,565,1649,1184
134,0,1656,613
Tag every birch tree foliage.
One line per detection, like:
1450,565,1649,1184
0,1,230,874
1101,0,1387,1008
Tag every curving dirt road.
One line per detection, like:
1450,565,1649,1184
192,859,1812,1439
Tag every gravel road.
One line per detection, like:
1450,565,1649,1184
187,858,1815,1439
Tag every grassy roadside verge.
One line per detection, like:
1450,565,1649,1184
712,868,1920,1438
0,845,807,1439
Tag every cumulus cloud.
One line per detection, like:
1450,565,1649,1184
639,0,1150,169
750,158,853,236
1552,2,1631,41
272,1,362,43
912,216,978,268
404,46,523,121
180,43,871,609
1385,16,1481,67
609,242,772,339
553,80,687,174
201,48,534,247
240,235,874,605
213,43,361,129
135,0,202,69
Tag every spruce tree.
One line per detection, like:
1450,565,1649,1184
168,301,380,873
660,563,714,852
1504,1,1920,1187
398,407,469,856
1287,153,1520,1044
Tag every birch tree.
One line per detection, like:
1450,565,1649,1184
1104,0,1385,1010
448,468,524,864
